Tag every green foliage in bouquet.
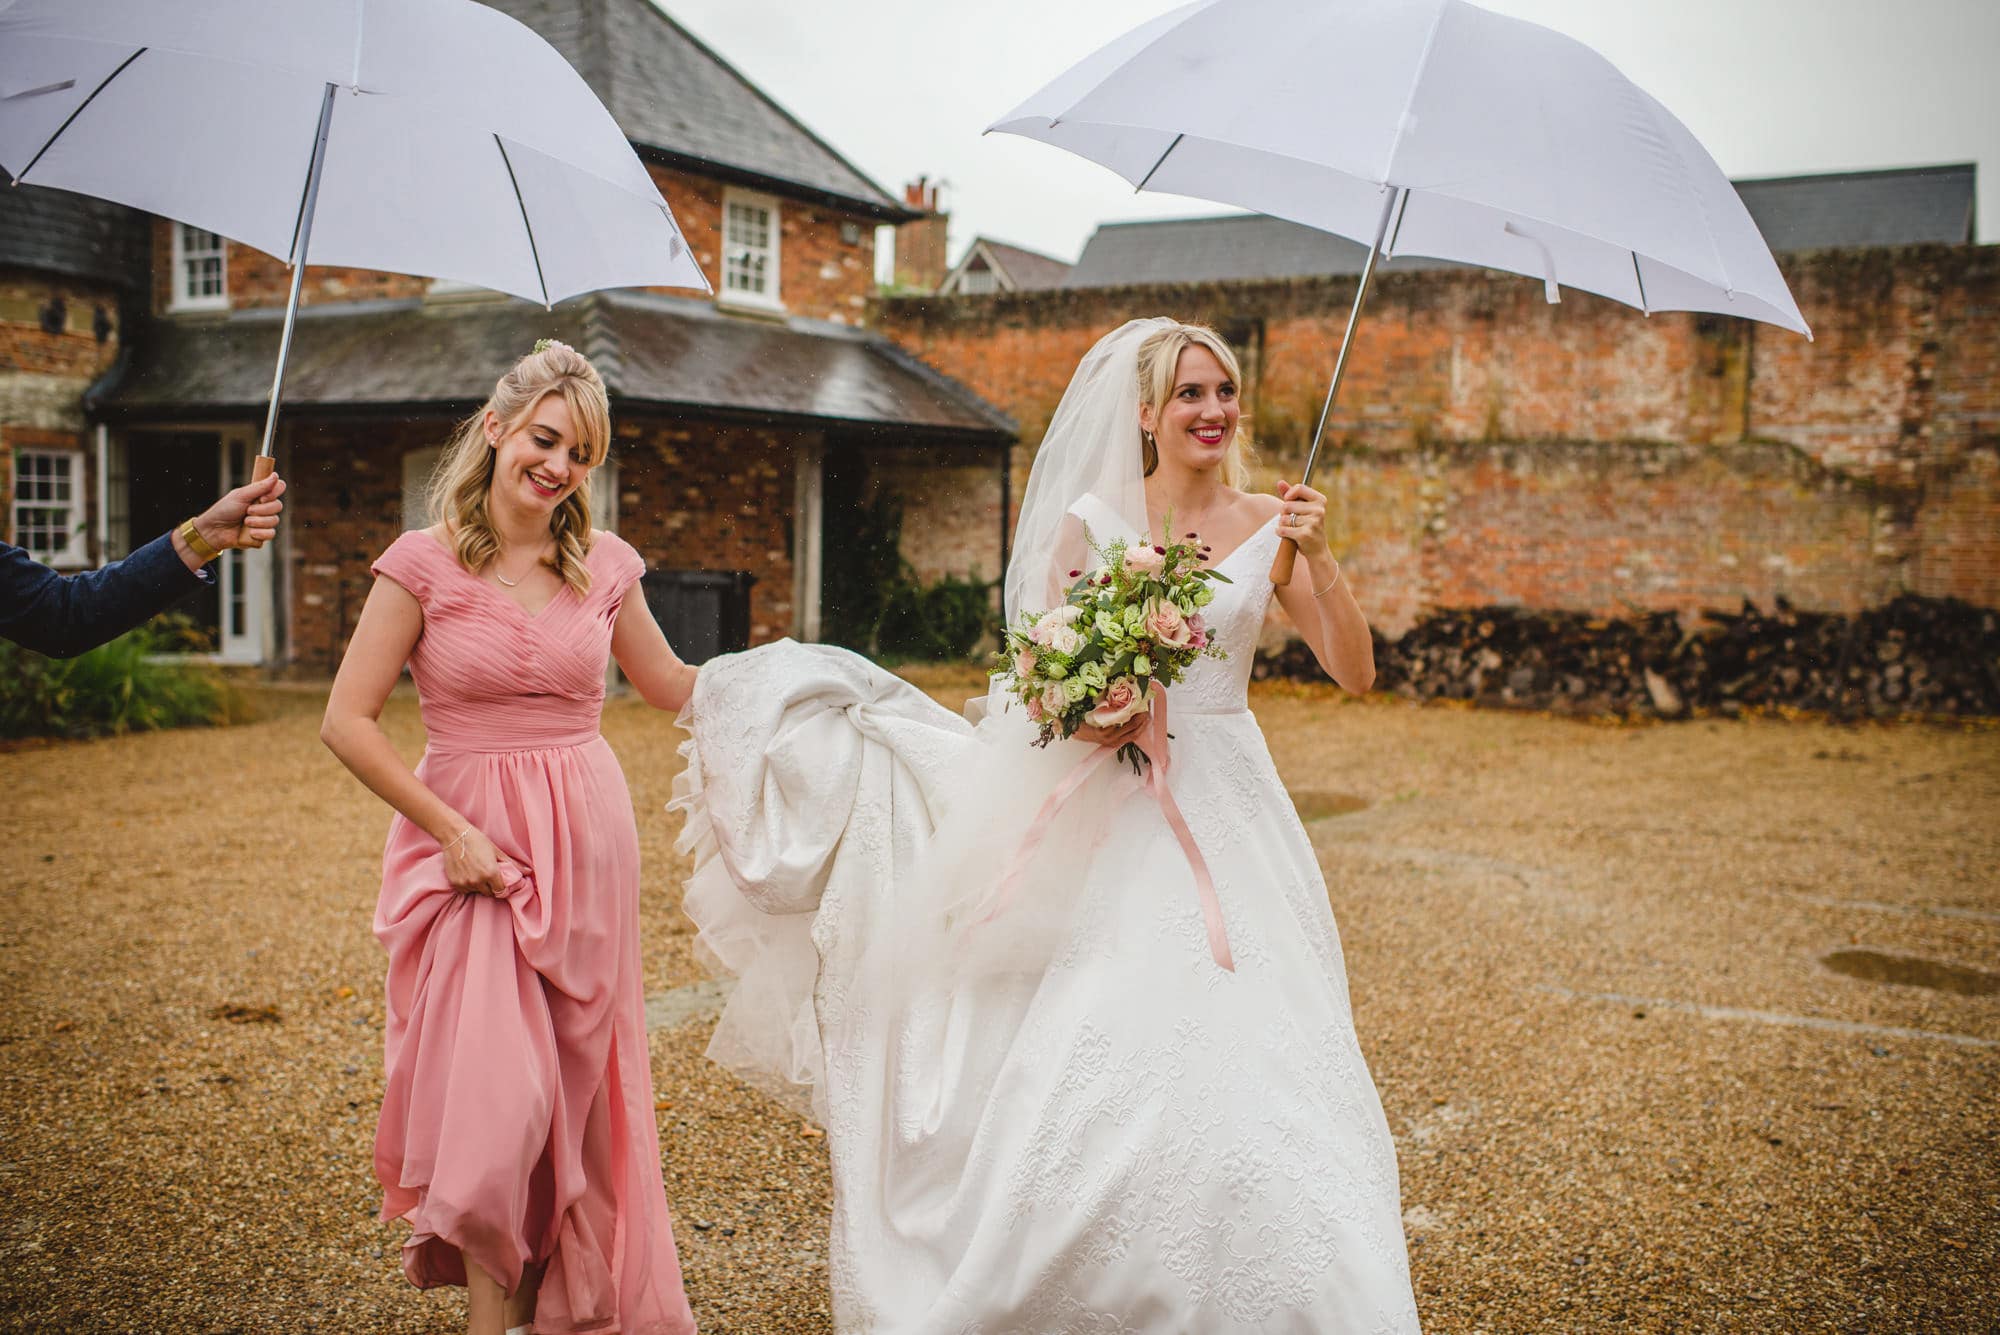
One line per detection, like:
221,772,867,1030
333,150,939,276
0,614,236,740
992,523,1231,762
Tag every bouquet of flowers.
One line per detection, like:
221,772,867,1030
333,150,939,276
993,524,1230,771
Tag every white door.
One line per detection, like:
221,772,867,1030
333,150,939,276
216,430,272,663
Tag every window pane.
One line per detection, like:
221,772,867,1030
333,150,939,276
723,198,774,298
178,225,225,304
12,450,82,561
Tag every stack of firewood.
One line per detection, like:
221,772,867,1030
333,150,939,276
1252,594,2000,719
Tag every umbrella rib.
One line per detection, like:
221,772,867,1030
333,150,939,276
1134,134,1184,193
14,47,148,184
1631,253,1650,315
495,135,551,309
1386,188,1412,258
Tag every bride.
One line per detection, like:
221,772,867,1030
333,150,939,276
671,318,1421,1333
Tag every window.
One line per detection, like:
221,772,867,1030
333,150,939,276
721,188,781,308
171,223,228,311
13,449,88,565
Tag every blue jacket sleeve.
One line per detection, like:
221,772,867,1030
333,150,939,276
0,533,210,659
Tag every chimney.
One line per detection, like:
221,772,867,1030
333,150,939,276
894,174,949,293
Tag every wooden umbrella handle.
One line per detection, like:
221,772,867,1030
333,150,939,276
1268,535,1301,586
252,455,276,483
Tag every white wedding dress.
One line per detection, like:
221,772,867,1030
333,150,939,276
671,490,1422,1334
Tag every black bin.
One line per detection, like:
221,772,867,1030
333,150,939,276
642,569,757,665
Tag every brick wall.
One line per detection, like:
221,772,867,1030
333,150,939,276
147,165,880,327
873,244,2000,631
613,415,801,645
3,267,126,559
852,442,1005,586
281,411,805,671
643,164,878,326
285,417,441,669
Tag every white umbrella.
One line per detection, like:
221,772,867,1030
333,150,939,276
989,0,1812,582
0,0,711,474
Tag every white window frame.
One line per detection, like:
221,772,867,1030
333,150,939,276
12,448,90,566
720,187,783,311
170,223,229,312
957,263,999,295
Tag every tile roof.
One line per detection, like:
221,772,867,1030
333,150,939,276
977,239,1073,291
1063,164,1980,290
1735,163,1976,252
0,170,150,291
1063,213,1455,289
484,0,908,220
95,291,1013,440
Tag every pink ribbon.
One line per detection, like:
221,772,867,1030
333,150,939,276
984,687,1235,972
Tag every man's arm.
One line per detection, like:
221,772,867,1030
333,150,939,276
0,534,205,659
0,472,285,659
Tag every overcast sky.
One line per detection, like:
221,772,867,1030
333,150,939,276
654,0,1998,275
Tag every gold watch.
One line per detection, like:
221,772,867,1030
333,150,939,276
178,517,222,564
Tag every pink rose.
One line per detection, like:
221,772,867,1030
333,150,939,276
1145,599,1192,648
1121,544,1165,577
1024,695,1044,722
1040,680,1069,717
1085,676,1149,728
1015,647,1038,678
1045,624,1084,656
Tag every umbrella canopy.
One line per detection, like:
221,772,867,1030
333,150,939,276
989,0,1810,338
0,0,710,306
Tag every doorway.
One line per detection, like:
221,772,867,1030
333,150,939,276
124,428,270,661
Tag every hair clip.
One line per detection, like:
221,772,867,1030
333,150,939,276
532,338,574,357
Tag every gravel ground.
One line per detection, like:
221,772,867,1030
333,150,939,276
1,676,1994,1333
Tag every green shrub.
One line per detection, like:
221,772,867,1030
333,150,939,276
0,615,234,740
875,572,998,662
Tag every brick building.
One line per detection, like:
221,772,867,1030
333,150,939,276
877,165,1998,634
1,0,1011,669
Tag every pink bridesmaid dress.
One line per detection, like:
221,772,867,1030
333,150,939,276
368,529,696,1335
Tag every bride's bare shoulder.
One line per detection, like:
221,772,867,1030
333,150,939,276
1237,489,1283,523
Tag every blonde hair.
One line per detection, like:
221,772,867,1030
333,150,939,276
1136,321,1256,491
427,343,611,594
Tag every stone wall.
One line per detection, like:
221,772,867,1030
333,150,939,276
873,244,2000,632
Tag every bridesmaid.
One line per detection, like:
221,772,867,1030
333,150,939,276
322,342,699,1335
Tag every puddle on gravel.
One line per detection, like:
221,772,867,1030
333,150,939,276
1291,791,1372,822
1820,949,2000,997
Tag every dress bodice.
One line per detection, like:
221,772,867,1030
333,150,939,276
1068,494,1278,714
370,530,647,752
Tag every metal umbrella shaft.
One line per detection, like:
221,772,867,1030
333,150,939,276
253,80,336,482
1270,185,1404,586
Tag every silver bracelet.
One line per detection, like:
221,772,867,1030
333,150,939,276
1311,564,1343,598
441,826,472,857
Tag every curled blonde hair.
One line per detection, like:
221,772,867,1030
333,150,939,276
1136,321,1256,491
427,343,611,594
